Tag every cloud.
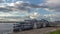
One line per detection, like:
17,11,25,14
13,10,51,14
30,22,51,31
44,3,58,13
1,0,60,12
6,1,41,12
11,0,60,12
1,0,60,21
0,17,25,21
0,12,15,16
29,12,39,19
0,11,27,21
13,1,41,9
0,1,31,12
39,0,60,12
0,11,27,17
43,13,60,21
0,10,31,21
15,1,40,8
0,7,12,12
0,1,42,13
0,0,4,3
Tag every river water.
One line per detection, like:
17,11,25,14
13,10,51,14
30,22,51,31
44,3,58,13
0,23,14,34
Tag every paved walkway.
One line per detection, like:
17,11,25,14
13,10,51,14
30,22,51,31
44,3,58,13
10,27,60,34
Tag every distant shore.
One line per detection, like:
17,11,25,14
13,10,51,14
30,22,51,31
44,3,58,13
0,21,20,23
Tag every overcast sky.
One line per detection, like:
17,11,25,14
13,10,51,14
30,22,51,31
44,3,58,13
0,0,60,21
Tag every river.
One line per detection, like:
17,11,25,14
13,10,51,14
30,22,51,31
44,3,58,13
0,23,14,34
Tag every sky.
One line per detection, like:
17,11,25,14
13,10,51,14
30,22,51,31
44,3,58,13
0,0,60,21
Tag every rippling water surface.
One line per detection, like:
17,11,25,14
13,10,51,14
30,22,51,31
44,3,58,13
0,23,14,34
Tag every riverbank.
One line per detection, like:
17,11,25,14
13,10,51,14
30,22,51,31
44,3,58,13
10,27,60,34
48,29,60,34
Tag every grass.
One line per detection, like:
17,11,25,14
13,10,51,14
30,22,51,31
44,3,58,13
48,29,60,34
